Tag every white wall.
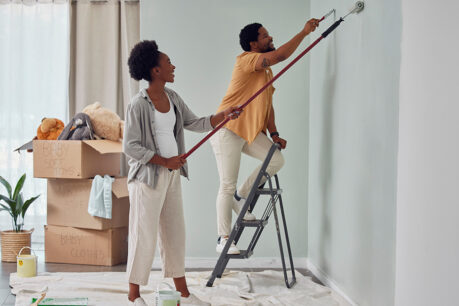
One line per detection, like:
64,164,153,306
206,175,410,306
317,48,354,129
140,1,311,259
308,0,400,305
395,1,459,305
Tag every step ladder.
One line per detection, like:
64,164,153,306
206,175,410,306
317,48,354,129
206,143,296,288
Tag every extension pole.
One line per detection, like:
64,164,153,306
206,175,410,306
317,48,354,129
183,14,344,159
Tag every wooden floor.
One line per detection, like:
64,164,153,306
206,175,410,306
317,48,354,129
1,248,318,305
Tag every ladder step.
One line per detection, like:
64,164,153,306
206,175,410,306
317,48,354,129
240,219,268,227
227,250,253,259
257,188,283,195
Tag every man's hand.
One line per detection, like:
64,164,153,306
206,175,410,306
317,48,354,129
272,135,287,149
164,155,186,170
303,18,320,35
223,106,242,120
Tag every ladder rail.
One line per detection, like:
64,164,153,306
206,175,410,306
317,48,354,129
269,175,296,288
275,175,296,288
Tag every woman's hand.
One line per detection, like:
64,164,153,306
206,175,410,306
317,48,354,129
223,106,242,120
211,106,243,128
164,155,186,170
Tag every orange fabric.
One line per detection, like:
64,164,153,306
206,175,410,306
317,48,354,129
36,118,65,140
217,52,275,143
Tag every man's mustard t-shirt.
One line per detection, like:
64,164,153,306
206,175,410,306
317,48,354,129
217,52,275,143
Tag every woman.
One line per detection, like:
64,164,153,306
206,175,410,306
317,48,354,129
124,40,240,305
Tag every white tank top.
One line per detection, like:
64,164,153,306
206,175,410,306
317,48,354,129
154,98,178,158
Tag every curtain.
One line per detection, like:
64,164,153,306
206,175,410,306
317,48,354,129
69,0,140,119
0,0,70,243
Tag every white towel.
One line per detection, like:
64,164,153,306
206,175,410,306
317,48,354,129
87,175,115,219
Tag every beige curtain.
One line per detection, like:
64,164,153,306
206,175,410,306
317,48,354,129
69,0,139,120
69,0,139,176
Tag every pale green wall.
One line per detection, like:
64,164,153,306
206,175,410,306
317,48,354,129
395,1,459,305
140,1,311,258
308,0,400,305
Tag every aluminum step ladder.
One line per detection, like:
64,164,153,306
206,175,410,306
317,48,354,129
206,143,296,288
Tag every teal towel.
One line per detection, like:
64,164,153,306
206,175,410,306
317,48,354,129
88,175,115,219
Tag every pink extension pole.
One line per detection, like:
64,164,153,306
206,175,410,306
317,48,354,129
183,9,343,159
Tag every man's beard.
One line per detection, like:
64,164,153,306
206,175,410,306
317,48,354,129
263,43,275,53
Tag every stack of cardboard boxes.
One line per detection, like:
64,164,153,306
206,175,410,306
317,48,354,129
33,140,130,266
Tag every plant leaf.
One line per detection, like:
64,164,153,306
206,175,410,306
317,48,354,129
21,195,40,218
13,174,26,201
0,195,16,217
0,203,11,211
0,194,15,206
0,203,13,218
0,176,12,198
16,193,24,216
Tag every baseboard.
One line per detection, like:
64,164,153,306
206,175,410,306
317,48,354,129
152,257,308,269
306,259,358,306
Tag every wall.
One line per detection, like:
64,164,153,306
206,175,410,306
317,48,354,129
308,0,401,305
140,0,311,259
395,0,459,305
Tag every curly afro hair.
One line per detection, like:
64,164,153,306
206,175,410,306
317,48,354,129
128,40,160,82
239,23,263,52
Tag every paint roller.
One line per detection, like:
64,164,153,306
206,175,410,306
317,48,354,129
182,1,365,159
322,1,365,38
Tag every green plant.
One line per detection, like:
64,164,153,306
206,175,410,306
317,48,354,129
0,174,40,232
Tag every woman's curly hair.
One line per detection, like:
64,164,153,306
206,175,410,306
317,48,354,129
128,40,160,82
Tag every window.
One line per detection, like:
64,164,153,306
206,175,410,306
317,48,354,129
0,0,70,244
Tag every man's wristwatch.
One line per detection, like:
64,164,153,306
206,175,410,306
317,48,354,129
270,131,279,138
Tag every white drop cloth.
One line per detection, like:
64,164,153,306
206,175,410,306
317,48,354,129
10,270,343,306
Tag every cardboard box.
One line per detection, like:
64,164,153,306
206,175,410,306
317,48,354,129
45,225,128,266
33,140,122,179
47,177,130,230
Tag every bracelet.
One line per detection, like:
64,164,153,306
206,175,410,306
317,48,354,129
270,131,279,138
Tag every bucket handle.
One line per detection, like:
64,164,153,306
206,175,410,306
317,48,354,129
18,246,36,257
156,281,175,293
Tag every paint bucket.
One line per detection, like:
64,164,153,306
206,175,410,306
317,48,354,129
16,246,37,277
155,282,181,306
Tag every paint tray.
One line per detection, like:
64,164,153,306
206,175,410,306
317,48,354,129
30,297,88,305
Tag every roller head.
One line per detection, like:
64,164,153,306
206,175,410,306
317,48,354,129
343,1,365,19
354,1,365,14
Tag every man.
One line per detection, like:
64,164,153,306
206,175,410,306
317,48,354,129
210,19,320,254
